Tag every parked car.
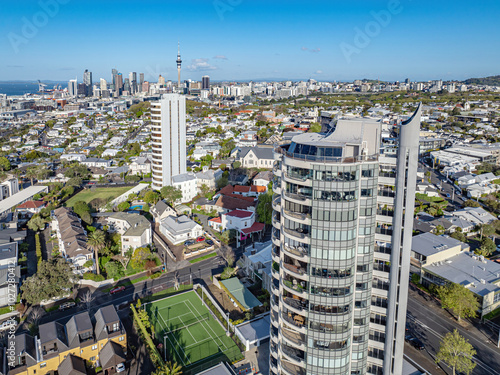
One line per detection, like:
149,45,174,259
110,286,125,295
446,193,451,198
116,363,126,373
205,239,214,246
408,337,425,350
59,302,76,311
184,239,195,246
196,236,206,242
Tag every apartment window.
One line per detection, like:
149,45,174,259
92,345,97,350
112,322,119,332
354,318,365,326
119,336,125,342
40,363,46,368
90,356,96,361
355,300,368,308
357,264,370,272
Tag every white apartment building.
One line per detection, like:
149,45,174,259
171,172,198,204
151,94,187,190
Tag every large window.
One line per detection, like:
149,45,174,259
313,209,357,222
314,190,357,202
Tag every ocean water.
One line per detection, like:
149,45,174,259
0,82,67,96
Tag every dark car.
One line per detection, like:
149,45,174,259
408,337,425,351
206,239,214,246
184,240,195,246
404,334,414,343
110,286,125,295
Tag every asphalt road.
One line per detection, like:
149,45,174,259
38,255,225,325
406,287,500,375
420,161,464,209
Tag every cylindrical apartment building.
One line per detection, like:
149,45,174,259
270,105,421,375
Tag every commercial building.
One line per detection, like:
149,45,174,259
151,94,187,189
202,75,210,90
270,105,421,375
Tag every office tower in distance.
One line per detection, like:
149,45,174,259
158,75,166,87
151,94,187,190
114,73,123,95
129,72,137,94
83,69,92,96
202,75,210,90
68,79,77,96
100,78,107,91
139,73,145,91
270,105,421,375
123,78,130,94
176,42,182,87
77,83,86,96
111,68,118,90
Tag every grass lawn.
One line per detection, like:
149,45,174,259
145,291,242,369
188,252,216,264
65,186,132,207
415,193,447,205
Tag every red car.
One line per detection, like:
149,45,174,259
196,236,206,242
110,286,125,295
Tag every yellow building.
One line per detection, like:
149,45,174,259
10,305,126,375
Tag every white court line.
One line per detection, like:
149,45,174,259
165,333,188,367
187,298,228,351
178,305,198,344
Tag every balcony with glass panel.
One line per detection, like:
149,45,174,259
282,243,309,261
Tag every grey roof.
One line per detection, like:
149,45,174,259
236,314,271,343
239,146,274,160
413,218,433,233
412,233,462,257
445,215,475,229
428,217,453,230
172,172,197,184
106,212,150,237
424,252,500,296
160,215,200,236
99,340,126,370
153,200,169,215
39,321,69,349
94,305,120,341
253,171,273,181
65,312,93,348
196,362,236,375
57,354,87,375
0,242,16,261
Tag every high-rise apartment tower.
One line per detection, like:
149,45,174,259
269,104,421,375
150,94,187,190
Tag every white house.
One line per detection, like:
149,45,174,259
253,171,273,189
129,156,152,175
60,153,87,162
105,212,152,255
172,172,198,204
195,167,223,190
159,215,203,245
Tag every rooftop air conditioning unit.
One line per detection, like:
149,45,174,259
480,279,486,284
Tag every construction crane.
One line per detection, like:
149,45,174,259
37,80,47,92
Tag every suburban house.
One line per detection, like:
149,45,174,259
0,242,19,307
195,167,223,190
52,207,94,275
10,305,126,375
81,158,112,169
159,215,203,245
172,172,198,204
15,200,46,218
214,195,256,214
104,212,152,255
233,146,274,169
241,241,272,292
236,131,258,147
209,209,265,243
128,156,152,176
449,207,496,226
253,171,273,189
151,200,176,223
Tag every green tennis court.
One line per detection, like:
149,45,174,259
144,291,241,367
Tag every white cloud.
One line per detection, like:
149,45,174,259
213,55,227,60
187,58,218,71
314,70,323,74
301,47,321,53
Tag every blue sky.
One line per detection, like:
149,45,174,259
1,0,499,82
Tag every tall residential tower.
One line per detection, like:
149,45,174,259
269,105,421,375
151,94,187,190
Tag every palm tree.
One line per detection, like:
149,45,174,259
25,167,38,186
153,361,182,375
87,230,106,275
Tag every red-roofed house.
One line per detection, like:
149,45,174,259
232,185,266,197
209,209,265,243
16,200,46,217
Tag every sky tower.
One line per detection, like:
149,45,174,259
176,42,182,87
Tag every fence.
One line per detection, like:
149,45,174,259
131,304,164,367
193,283,232,333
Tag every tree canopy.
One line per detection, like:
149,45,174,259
21,258,76,305
437,283,479,322
160,186,182,206
436,329,476,375
144,190,160,205
130,247,152,269
256,191,273,225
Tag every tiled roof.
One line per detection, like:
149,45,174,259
241,222,265,234
16,200,45,209
225,209,253,218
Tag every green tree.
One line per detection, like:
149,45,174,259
117,201,131,211
216,176,228,190
105,261,125,280
479,223,495,240
27,215,45,232
309,122,321,133
25,166,38,186
463,200,480,208
232,161,241,169
476,237,495,257
0,157,11,171
450,230,466,242
256,192,273,225
21,258,76,305
160,186,182,206
152,361,183,375
130,247,152,269
73,201,92,225
144,190,160,205
437,283,479,322
87,230,106,275
435,329,476,375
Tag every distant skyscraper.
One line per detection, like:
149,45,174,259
158,75,166,87
100,78,107,91
270,105,422,375
83,69,92,96
202,75,210,90
139,73,145,89
111,68,118,90
151,94,187,189
114,73,123,95
129,72,137,93
68,79,77,96
176,42,182,87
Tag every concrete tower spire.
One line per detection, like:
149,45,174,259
176,42,182,88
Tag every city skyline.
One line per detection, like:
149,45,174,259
2,0,499,82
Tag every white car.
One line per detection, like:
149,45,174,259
116,363,126,373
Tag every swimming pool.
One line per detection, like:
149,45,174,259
129,205,143,210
